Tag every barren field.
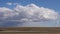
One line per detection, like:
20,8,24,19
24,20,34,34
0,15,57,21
0,27,60,34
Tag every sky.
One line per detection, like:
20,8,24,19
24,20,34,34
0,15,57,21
0,0,60,27
0,0,60,11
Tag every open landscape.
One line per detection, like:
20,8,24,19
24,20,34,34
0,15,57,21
0,27,60,34
0,0,60,34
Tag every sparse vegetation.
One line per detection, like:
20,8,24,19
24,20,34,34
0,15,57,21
0,27,60,34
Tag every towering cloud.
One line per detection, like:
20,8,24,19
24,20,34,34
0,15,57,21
14,3,58,22
0,3,59,27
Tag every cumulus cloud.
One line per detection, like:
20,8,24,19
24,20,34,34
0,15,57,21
0,3,59,27
14,3,58,22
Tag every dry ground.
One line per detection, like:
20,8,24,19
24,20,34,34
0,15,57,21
0,27,60,34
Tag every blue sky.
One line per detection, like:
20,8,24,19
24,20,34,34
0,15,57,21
0,0,60,12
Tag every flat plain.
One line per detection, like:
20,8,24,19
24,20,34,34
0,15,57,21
0,27,60,34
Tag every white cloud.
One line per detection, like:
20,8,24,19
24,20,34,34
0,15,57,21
0,7,17,18
14,3,58,21
6,2,12,5
0,3,60,27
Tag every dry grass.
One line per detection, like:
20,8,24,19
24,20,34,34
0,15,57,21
0,27,60,34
